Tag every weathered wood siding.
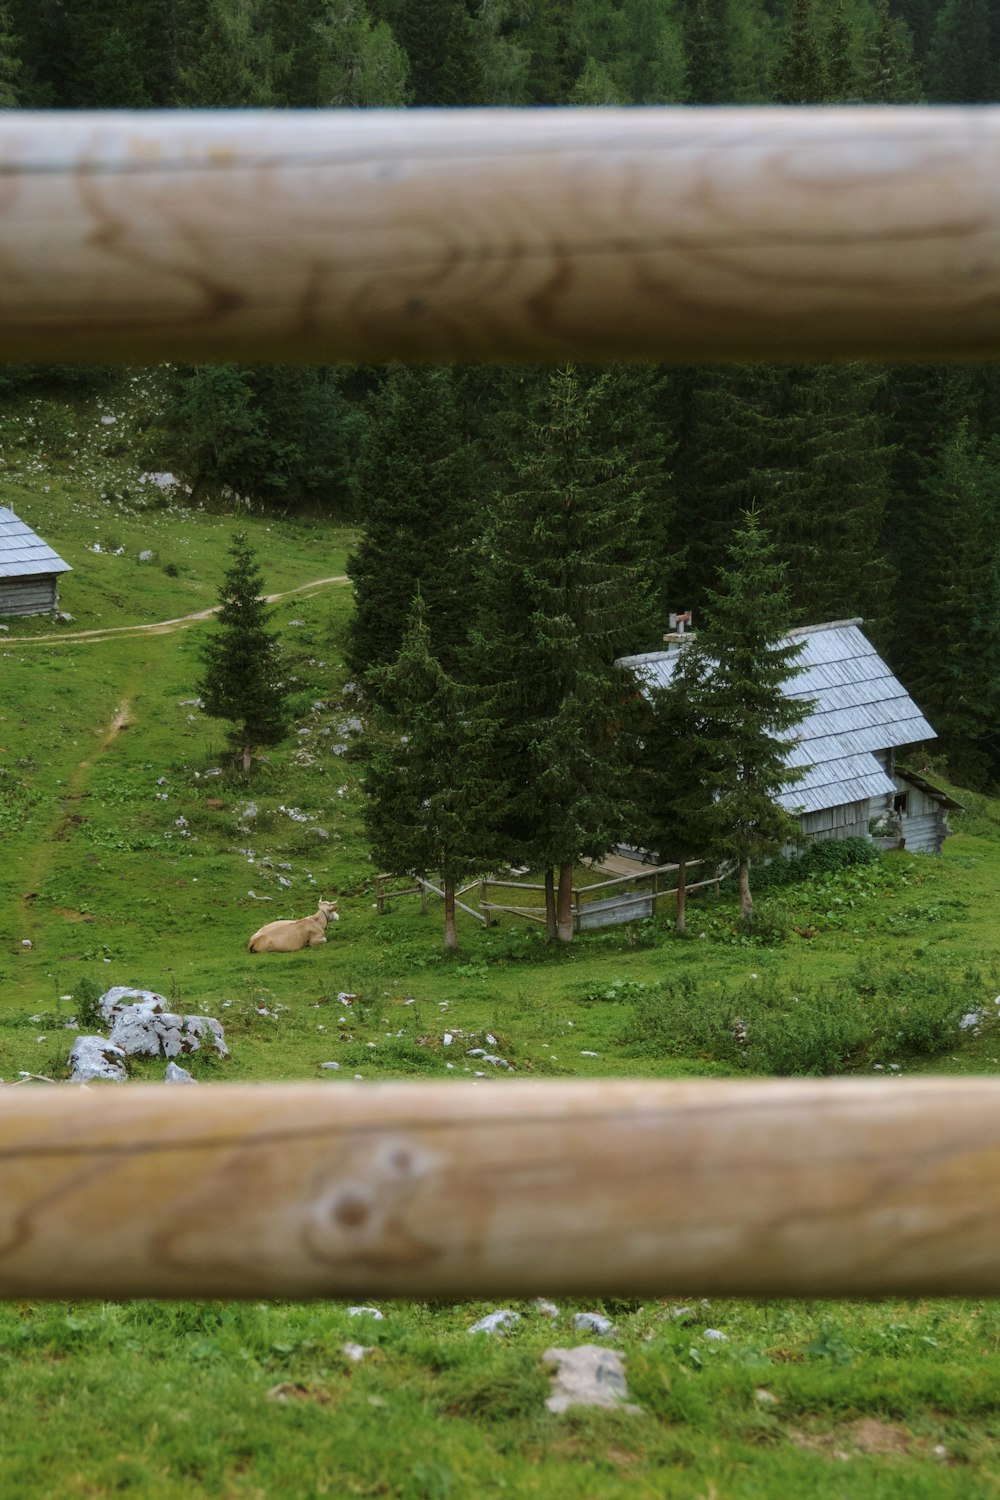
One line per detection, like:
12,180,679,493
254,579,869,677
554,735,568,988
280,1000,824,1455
0,573,57,616
897,779,949,855
798,799,870,842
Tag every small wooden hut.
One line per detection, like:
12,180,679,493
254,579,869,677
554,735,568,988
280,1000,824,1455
620,619,955,855
0,506,71,616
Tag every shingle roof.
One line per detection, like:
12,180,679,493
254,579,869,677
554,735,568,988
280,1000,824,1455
619,620,936,817
0,507,71,580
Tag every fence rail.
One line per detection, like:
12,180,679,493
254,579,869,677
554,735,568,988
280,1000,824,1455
4,107,1000,365
1,1078,999,1299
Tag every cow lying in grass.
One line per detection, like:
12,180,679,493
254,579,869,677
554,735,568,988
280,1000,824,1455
247,899,339,953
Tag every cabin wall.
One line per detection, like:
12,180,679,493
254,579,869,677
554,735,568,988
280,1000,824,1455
0,573,57,616
893,776,949,855
798,798,870,842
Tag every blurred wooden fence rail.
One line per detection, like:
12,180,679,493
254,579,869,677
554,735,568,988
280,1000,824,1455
4,106,1000,365
2,1078,1000,1299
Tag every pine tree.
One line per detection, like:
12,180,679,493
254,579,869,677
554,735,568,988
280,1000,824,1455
863,0,924,102
823,0,857,101
473,366,656,942
927,0,995,102
177,0,282,106
314,0,408,107
891,423,1000,785
198,534,288,775
627,671,722,934
0,1,21,105
684,510,810,924
363,601,501,950
771,0,825,103
682,0,734,102
383,0,484,104
347,366,481,684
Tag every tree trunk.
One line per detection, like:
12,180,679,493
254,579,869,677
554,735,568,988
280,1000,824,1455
739,856,753,925
675,860,687,935
544,866,557,943
241,744,252,774
556,861,575,943
444,878,457,951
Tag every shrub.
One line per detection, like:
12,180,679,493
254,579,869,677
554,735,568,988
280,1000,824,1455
751,837,878,892
616,960,990,1075
73,975,105,1032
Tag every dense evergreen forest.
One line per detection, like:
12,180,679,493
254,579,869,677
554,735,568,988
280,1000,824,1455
3,0,1000,785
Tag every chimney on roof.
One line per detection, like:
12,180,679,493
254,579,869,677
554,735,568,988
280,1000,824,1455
665,610,692,643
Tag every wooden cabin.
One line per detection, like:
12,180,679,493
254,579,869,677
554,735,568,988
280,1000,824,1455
620,619,956,856
0,506,71,616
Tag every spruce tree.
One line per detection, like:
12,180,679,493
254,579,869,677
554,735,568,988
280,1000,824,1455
771,0,825,102
684,510,810,925
627,671,722,934
0,2,21,106
347,366,480,684
891,422,1000,785
198,534,288,775
363,601,501,951
473,366,656,942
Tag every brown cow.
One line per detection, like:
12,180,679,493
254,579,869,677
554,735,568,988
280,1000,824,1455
247,899,339,953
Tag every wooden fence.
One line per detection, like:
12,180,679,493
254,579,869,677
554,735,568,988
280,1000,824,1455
3,106,1000,1299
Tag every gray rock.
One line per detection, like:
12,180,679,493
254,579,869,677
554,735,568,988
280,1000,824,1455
68,1035,128,1083
703,1328,728,1342
164,1061,197,1084
138,550,154,562
573,1312,615,1336
108,1006,229,1060
97,986,171,1025
543,1346,642,1415
320,1061,341,1071
347,1306,384,1321
342,1342,371,1362
468,1309,521,1335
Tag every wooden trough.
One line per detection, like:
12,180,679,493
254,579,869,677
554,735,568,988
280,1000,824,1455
3,106,1000,1299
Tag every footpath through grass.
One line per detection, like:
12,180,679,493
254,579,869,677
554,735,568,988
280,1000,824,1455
2,474,1000,1494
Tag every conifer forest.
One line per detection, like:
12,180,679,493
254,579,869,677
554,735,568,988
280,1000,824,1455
4,0,1000,795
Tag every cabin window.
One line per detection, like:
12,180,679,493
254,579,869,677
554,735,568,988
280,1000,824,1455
893,792,908,816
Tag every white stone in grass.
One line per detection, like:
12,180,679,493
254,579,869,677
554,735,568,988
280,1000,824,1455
536,1299,560,1318
703,1328,728,1342
347,1307,384,1321
543,1346,642,1415
164,1061,197,1084
342,1343,371,1362
573,1312,614,1336
68,1035,127,1083
320,1061,341,1071
468,1309,521,1335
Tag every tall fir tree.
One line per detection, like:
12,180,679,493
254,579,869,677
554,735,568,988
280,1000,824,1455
347,366,481,683
683,509,810,924
472,366,657,942
382,0,484,103
927,0,995,101
771,0,825,102
891,422,1000,785
198,533,288,775
0,1,20,106
363,601,502,950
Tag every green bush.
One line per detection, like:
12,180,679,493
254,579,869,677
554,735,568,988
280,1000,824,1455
616,960,989,1075
751,837,878,892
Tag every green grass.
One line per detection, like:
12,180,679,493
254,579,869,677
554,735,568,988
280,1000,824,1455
3,399,1000,1494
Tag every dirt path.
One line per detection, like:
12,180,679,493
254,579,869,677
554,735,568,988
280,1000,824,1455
2,575,348,646
18,666,152,942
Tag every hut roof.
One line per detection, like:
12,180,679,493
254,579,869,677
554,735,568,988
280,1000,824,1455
0,507,72,580
619,619,936,816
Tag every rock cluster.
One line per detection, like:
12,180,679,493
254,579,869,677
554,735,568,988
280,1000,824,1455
67,986,229,1083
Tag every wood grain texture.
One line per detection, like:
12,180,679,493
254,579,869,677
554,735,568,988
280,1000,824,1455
1,1079,1000,1299
3,107,1000,364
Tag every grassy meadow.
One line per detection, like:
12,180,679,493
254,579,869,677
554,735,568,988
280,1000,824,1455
3,388,1000,1495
